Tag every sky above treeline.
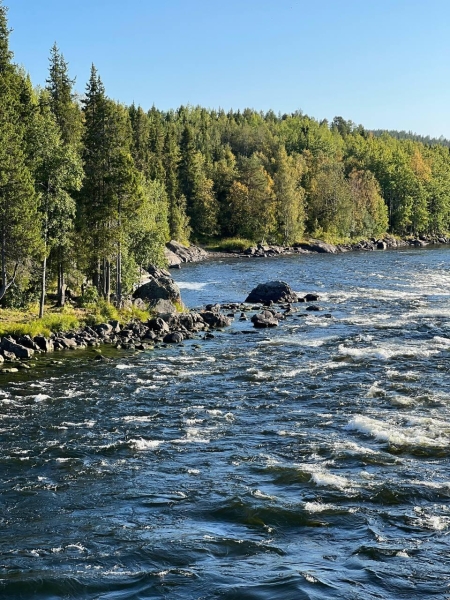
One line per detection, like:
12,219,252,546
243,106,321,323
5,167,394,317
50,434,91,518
8,0,450,138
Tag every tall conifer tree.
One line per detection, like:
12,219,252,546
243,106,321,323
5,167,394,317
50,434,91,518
46,43,83,304
0,1,40,302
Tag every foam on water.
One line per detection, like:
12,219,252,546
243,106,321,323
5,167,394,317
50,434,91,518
177,282,208,290
252,489,276,500
311,469,353,490
167,355,216,363
299,464,354,490
129,438,162,450
347,415,450,448
304,501,338,512
366,383,387,397
33,393,51,402
338,342,439,361
122,415,155,423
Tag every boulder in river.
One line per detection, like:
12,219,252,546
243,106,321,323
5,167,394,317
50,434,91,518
251,311,279,328
133,266,182,307
245,281,299,304
200,311,232,328
17,335,41,352
304,293,320,302
163,331,184,344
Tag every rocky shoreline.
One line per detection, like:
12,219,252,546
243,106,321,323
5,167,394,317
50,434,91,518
0,308,232,373
0,280,322,373
165,235,450,267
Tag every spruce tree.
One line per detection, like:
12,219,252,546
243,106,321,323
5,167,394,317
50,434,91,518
0,1,41,302
79,65,111,295
164,124,190,242
46,43,83,304
46,43,82,147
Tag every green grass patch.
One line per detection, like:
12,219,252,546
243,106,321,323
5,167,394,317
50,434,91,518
207,237,254,252
0,312,81,338
0,300,153,339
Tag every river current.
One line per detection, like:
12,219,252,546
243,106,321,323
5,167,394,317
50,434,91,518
2,248,450,599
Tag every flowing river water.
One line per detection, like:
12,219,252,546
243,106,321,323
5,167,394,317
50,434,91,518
2,248,450,599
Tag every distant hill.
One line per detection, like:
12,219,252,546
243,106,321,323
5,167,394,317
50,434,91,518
371,129,450,148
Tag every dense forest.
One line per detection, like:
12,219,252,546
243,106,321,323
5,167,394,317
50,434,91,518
2,1,450,311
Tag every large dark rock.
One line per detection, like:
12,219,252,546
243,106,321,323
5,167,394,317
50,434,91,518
245,281,299,304
147,299,179,314
17,335,41,352
54,336,78,349
165,240,208,266
133,267,182,305
251,311,279,328
1,349,17,361
95,323,113,337
200,311,232,328
304,293,319,302
163,331,184,344
1,336,34,359
147,317,170,334
34,336,54,353
294,240,338,254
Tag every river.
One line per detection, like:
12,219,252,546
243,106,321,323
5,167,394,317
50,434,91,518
1,247,450,599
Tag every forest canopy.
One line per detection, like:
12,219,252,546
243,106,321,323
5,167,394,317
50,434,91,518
1,1,450,309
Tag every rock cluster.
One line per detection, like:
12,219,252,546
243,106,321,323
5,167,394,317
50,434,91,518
0,307,234,369
227,235,450,259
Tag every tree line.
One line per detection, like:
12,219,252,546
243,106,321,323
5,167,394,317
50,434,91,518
2,1,450,310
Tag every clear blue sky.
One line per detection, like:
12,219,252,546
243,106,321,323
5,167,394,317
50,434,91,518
6,0,450,137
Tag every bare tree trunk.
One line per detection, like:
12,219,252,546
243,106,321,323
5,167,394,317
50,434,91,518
116,242,122,306
102,258,106,298
93,262,100,295
39,255,47,319
105,260,111,303
58,261,66,307
0,229,7,301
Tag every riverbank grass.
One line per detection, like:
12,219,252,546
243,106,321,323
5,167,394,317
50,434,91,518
0,302,151,339
205,237,255,252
